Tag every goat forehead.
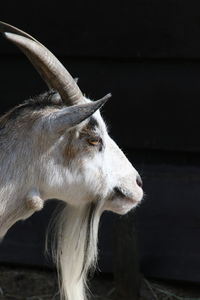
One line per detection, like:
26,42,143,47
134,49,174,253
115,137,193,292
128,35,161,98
92,110,107,133
106,136,132,165
86,112,131,161
89,114,129,163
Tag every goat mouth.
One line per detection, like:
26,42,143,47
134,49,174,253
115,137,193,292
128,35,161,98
112,186,138,204
105,194,139,215
122,197,138,205
108,188,140,207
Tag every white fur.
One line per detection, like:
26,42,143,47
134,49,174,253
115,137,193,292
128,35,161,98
0,96,143,300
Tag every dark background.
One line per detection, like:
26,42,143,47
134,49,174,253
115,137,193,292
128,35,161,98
1,0,200,283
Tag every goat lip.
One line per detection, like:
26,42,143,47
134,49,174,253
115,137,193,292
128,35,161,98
124,197,138,204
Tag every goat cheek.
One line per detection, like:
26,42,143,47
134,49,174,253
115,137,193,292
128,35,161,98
63,144,77,162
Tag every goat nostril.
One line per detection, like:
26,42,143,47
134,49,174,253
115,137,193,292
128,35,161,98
136,175,143,188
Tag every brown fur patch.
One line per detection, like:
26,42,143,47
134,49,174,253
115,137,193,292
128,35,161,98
63,130,79,162
63,117,101,163
64,143,78,161
79,123,97,140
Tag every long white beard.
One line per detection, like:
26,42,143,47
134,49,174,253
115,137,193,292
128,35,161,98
49,200,104,300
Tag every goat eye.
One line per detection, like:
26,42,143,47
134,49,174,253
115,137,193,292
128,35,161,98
87,138,101,146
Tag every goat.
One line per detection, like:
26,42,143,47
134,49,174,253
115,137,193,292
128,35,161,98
0,21,143,300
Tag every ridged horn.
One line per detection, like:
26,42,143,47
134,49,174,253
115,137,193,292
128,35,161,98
0,21,83,105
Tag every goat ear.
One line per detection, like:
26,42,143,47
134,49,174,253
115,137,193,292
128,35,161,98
48,94,111,132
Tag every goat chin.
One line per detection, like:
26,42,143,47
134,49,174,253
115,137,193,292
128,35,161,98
48,200,104,300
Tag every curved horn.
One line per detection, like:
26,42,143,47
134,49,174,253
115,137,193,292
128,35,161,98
0,21,42,44
0,21,83,105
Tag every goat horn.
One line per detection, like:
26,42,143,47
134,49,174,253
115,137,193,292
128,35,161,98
0,21,40,43
0,21,83,105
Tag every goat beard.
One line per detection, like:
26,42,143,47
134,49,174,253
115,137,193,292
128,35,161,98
48,199,104,300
